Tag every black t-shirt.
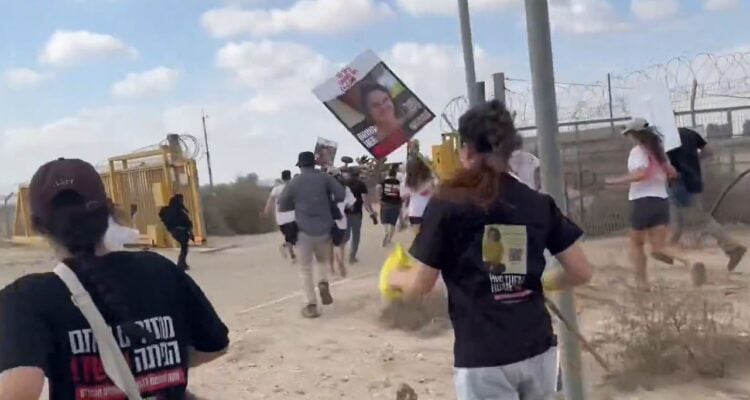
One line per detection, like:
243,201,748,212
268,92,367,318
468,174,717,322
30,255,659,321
667,128,708,194
410,174,583,368
0,251,229,400
380,178,402,205
346,179,369,215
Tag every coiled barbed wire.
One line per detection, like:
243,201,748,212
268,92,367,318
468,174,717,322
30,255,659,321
442,51,750,130
96,133,203,170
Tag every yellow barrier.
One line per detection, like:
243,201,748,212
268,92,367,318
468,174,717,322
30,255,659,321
13,143,206,248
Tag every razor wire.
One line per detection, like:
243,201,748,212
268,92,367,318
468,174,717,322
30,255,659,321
441,51,750,130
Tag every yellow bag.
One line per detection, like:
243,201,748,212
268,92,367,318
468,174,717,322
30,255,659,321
379,243,414,301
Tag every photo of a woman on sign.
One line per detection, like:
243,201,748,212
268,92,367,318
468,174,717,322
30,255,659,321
313,50,435,161
360,82,408,159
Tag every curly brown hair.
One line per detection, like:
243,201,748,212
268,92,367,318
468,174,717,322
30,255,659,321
436,100,521,209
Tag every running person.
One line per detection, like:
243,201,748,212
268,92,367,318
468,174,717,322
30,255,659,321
343,170,375,264
379,168,402,247
388,100,593,400
667,127,746,271
279,151,346,318
328,168,357,278
606,118,703,286
400,157,434,233
0,158,229,399
264,170,297,262
159,194,193,271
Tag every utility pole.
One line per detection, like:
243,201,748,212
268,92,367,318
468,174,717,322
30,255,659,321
2,192,15,238
457,0,479,107
524,1,586,399
607,73,615,134
201,110,215,189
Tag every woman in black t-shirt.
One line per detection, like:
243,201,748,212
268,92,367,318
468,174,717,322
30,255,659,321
0,158,229,400
389,100,593,400
379,168,402,247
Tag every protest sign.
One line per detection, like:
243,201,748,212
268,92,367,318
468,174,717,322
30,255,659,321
628,80,682,151
314,137,338,167
313,50,434,159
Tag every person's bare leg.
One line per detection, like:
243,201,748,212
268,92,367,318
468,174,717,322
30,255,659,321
630,230,648,287
328,244,336,275
336,244,347,278
649,225,690,267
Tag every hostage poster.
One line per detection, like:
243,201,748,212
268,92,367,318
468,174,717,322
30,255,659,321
313,50,435,159
314,137,338,167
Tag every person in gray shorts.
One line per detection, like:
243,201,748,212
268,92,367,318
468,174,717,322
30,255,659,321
607,118,703,287
279,151,346,318
388,100,593,399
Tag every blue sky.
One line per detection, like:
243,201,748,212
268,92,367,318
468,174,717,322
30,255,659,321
1,0,748,193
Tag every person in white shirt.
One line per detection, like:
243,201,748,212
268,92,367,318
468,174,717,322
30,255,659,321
263,170,297,262
508,150,540,190
401,157,434,233
327,167,357,277
606,118,702,287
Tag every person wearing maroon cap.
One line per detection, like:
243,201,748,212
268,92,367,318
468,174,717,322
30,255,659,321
0,158,229,399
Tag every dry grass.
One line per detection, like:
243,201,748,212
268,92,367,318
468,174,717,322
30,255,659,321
595,281,750,390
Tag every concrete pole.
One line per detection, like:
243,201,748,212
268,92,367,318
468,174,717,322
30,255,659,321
475,81,486,103
457,0,478,107
493,72,506,104
523,1,586,399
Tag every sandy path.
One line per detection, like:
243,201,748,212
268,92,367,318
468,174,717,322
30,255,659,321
2,225,750,399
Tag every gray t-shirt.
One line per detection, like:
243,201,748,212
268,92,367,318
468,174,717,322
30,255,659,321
278,168,346,236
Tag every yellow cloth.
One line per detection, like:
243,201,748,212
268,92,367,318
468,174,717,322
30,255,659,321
379,243,414,301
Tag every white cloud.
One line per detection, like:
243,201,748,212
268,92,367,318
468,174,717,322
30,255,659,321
39,30,138,67
2,40,508,189
215,40,332,91
396,0,520,16
111,67,179,98
703,0,738,12
630,0,678,21
549,0,629,34
201,0,393,38
3,68,51,89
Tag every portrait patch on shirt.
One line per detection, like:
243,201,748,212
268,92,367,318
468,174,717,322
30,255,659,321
482,225,531,302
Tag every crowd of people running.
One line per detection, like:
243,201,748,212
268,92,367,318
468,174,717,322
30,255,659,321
0,99,744,399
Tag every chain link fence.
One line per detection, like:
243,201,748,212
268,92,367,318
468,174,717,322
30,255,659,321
518,106,750,237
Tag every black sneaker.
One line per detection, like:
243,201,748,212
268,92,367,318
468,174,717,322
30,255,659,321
301,304,320,318
727,246,747,272
318,282,333,305
349,256,359,264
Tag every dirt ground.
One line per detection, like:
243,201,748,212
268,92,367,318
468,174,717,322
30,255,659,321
2,224,750,400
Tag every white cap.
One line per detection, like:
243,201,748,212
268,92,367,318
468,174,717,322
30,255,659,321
327,167,342,176
621,117,650,134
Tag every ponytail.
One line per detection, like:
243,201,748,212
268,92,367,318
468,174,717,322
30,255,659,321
34,190,149,342
436,99,521,209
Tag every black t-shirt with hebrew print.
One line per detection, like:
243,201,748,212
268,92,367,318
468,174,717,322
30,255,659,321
410,173,583,368
0,251,229,400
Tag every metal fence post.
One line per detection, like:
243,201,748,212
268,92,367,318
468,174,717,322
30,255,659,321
457,0,478,107
475,81,486,103
493,73,507,104
524,1,587,399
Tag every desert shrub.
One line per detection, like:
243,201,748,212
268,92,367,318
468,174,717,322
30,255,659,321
596,281,750,389
201,174,276,236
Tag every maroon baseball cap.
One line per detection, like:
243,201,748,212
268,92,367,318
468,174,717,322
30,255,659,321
29,158,107,224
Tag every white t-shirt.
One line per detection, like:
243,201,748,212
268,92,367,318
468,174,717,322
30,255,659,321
509,150,540,190
335,187,357,230
401,181,434,218
103,217,140,251
627,146,668,200
270,184,295,225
